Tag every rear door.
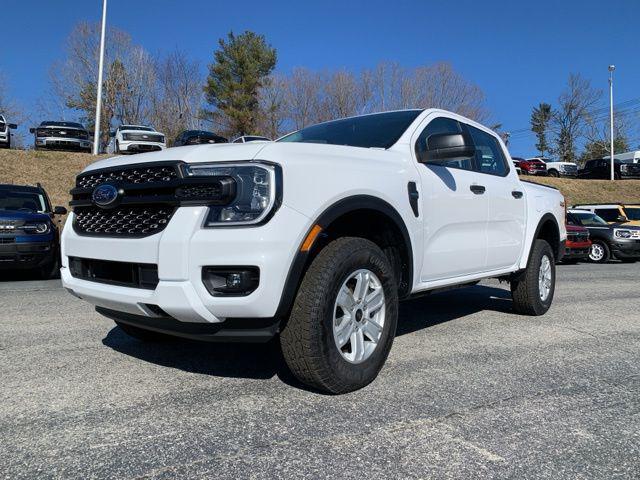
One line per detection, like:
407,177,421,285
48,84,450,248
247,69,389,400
413,115,489,281
464,125,526,270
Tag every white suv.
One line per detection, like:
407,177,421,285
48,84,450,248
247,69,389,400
107,125,166,154
0,115,18,149
62,109,566,393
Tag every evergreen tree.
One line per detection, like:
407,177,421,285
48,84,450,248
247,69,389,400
530,102,552,157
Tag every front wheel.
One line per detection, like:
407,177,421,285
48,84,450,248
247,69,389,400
547,169,559,177
280,237,398,394
510,239,556,315
588,240,610,263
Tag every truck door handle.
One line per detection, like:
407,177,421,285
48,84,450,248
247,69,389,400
470,184,485,195
512,190,523,199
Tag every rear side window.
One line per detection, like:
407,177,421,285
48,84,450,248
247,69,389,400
415,117,473,171
594,208,622,222
467,125,509,176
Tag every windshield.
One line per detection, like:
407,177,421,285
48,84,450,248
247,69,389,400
0,190,48,213
278,110,423,149
571,211,609,226
121,126,154,132
623,207,640,221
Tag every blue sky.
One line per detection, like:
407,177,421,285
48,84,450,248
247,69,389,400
2,0,639,155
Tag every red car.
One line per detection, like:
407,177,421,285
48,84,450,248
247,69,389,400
563,223,591,262
517,158,548,175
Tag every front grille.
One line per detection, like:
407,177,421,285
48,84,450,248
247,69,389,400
77,165,178,189
74,206,174,236
125,133,164,143
69,257,159,290
38,128,88,139
562,165,578,173
568,233,588,242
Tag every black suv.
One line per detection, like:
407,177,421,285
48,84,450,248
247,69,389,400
579,158,640,179
173,130,228,147
0,184,67,278
567,209,640,263
29,121,92,152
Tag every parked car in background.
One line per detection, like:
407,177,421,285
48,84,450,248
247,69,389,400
29,121,91,152
0,183,67,278
173,130,228,147
579,158,640,179
61,108,567,394
231,135,271,143
562,223,591,262
572,203,640,227
0,115,18,149
534,157,578,177
567,209,640,263
107,125,166,154
511,157,524,175
517,158,547,175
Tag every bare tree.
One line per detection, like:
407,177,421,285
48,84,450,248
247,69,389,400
257,74,287,139
284,68,324,130
551,74,602,162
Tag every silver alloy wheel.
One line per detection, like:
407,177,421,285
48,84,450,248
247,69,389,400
538,254,552,301
333,269,386,364
589,243,604,262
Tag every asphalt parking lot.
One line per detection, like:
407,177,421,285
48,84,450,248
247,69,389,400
0,263,638,479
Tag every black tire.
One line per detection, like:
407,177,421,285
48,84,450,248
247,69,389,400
547,169,559,177
39,253,60,280
280,237,398,394
511,239,556,316
115,321,174,342
588,240,610,263
115,140,120,154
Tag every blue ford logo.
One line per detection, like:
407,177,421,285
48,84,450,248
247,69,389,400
92,184,119,207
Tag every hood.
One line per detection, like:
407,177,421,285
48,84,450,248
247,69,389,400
546,161,576,167
41,125,86,132
566,224,588,233
0,210,50,222
120,129,164,136
83,142,271,172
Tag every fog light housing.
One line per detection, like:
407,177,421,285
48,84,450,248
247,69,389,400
202,267,260,296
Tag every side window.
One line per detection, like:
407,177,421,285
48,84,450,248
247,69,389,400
415,117,473,170
466,125,509,176
594,208,621,222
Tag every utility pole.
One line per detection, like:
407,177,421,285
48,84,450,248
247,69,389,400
93,0,107,155
609,65,615,181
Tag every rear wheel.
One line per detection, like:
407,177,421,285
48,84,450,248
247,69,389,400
280,237,398,394
588,240,610,263
547,169,559,177
511,239,556,315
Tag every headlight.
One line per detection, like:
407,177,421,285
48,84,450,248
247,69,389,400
183,162,279,226
614,229,632,239
122,133,130,141
23,222,50,234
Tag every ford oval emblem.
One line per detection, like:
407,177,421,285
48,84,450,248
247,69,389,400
92,184,119,208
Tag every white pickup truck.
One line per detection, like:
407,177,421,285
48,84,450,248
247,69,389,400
62,109,566,393
107,125,166,154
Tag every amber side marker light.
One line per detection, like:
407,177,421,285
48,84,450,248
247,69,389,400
301,225,323,252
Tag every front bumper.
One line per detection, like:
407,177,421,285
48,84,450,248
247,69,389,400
563,241,591,259
61,204,311,324
36,137,91,151
0,237,56,269
119,141,165,153
611,239,640,258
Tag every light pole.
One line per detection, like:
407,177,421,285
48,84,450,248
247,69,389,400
93,0,107,155
609,64,615,181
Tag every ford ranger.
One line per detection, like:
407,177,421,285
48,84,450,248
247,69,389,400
61,109,566,393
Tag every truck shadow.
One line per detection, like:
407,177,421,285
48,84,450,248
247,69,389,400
101,284,513,389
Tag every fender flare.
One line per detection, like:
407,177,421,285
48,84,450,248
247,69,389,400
273,195,414,319
531,212,562,262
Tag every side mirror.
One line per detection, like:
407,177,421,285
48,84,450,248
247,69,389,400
421,133,476,164
53,206,68,216
29,128,35,134
8,123,18,129
617,215,628,223
109,131,115,137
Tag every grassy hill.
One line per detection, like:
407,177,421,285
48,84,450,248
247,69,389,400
1,149,639,212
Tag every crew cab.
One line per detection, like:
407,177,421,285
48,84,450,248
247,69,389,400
533,157,578,177
0,115,18,149
107,125,166,154
517,158,547,175
567,209,640,263
29,121,91,152
572,203,640,227
0,184,67,278
61,109,566,393
579,158,640,179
